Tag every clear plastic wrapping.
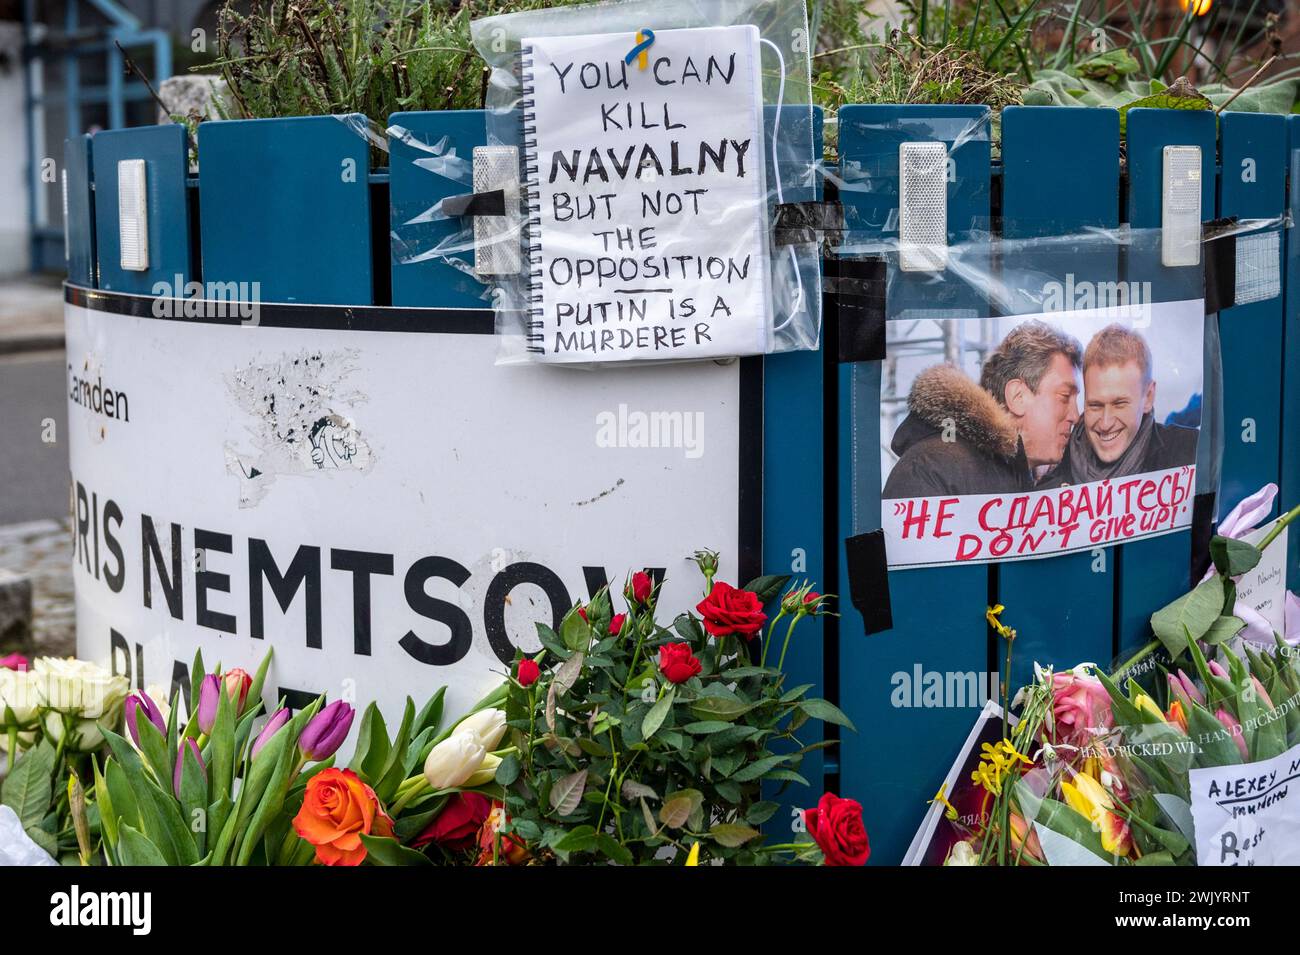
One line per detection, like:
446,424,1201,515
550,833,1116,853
468,0,819,365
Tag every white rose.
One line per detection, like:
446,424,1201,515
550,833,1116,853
41,710,113,752
0,669,42,727
33,657,129,717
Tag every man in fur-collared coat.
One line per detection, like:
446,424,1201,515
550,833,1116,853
883,321,1083,498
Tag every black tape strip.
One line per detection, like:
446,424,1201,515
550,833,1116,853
1203,217,1237,315
845,530,893,635
443,189,506,218
1190,491,1217,587
773,200,844,246
828,255,887,363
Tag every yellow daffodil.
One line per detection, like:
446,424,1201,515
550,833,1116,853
986,605,1015,640
685,842,700,866
1060,771,1132,856
929,783,959,821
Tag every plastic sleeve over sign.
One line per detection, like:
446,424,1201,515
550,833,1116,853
469,0,819,367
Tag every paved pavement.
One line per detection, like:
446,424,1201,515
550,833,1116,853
0,275,74,660
0,275,63,355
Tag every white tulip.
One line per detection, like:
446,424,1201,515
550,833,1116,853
0,669,42,727
423,730,486,789
464,752,502,788
456,708,508,750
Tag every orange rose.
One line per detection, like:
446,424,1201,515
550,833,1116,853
293,768,394,866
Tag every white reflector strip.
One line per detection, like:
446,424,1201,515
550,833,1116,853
1162,145,1201,268
899,142,948,273
118,159,149,271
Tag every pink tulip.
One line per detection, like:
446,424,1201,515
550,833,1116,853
1214,708,1249,760
1167,674,1192,710
1250,677,1274,711
1208,660,1230,680
1175,669,1204,706
1052,671,1113,745
0,654,28,671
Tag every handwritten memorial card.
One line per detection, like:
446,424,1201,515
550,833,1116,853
521,25,772,362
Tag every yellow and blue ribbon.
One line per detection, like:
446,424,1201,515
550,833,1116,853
625,29,655,69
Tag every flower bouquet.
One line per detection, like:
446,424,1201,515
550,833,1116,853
934,486,1300,866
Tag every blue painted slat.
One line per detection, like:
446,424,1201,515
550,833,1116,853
199,116,373,305
91,124,191,295
998,106,1120,691
1216,112,1286,522
1283,117,1300,588
1117,108,1217,656
837,105,992,864
761,106,826,833
64,134,96,288
388,110,492,309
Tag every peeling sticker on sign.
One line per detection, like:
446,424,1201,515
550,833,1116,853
224,349,374,507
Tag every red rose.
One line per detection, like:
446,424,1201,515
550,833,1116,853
657,642,702,684
412,791,492,851
517,659,540,687
629,571,653,605
804,792,870,866
609,613,627,635
695,581,766,638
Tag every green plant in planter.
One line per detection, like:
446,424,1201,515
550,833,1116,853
493,553,851,865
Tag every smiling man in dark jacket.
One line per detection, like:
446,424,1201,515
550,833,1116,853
883,321,1083,498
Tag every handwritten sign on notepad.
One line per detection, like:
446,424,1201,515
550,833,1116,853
522,25,772,362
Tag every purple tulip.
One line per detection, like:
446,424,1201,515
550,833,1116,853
124,690,165,746
1175,669,1205,706
299,700,354,761
251,707,291,759
174,738,207,799
197,674,221,734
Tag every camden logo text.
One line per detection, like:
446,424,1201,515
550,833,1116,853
69,362,130,423
50,885,151,935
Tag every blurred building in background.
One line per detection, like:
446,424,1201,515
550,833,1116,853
0,0,220,278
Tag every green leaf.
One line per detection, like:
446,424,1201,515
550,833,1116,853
375,698,416,802
689,687,757,723
117,823,169,866
549,769,587,817
799,698,857,731
104,759,141,835
731,754,788,782
672,614,706,644
710,822,761,847
413,686,447,737
779,683,814,703
553,824,598,854
102,730,199,866
495,753,521,787
659,789,703,829
1,740,55,832
561,608,593,652
1118,85,1212,135
535,623,569,659
743,574,791,603
1033,796,1112,862
641,688,676,740
210,680,237,801
134,714,173,788
1150,575,1225,658
177,742,210,857
349,702,390,782
1202,616,1246,646
359,833,433,866
1209,536,1262,578
1186,703,1244,767
747,800,780,825
595,832,633,865
683,721,735,734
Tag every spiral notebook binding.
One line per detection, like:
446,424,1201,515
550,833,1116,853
520,43,545,354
